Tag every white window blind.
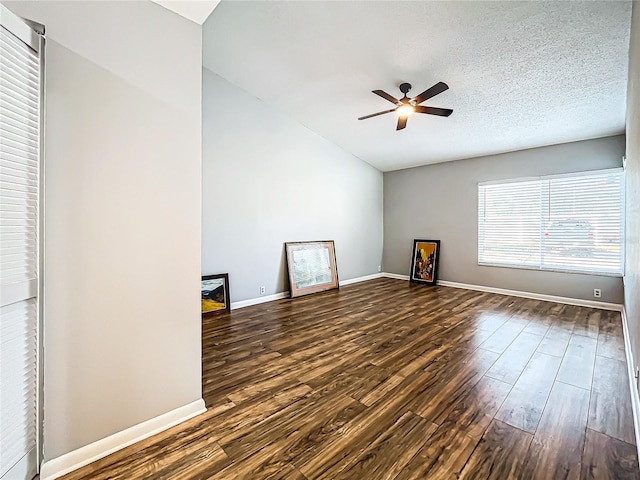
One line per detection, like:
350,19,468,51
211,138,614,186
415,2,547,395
1,5,42,479
478,169,624,276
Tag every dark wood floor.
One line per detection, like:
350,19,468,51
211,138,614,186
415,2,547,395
62,278,639,479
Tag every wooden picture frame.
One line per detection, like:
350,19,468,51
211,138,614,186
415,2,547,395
285,240,339,298
202,273,230,316
410,239,441,286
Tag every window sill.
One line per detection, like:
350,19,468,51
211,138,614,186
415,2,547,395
477,261,623,278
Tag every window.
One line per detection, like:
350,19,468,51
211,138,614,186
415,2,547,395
1,5,43,479
478,169,624,276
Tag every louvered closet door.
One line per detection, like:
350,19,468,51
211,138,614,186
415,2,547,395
0,5,42,480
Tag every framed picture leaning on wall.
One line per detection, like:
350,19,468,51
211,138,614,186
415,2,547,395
410,239,441,286
202,273,230,316
285,240,339,298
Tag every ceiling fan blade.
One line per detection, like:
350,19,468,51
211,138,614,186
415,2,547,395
412,82,449,105
358,108,396,120
396,116,407,131
415,106,453,117
372,90,400,104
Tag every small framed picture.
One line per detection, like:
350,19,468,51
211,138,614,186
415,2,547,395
201,273,230,316
410,239,441,286
285,240,339,298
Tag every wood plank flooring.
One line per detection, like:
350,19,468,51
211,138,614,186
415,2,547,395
61,278,639,479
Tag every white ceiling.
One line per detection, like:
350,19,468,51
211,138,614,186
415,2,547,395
203,1,631,172
152,0,220,25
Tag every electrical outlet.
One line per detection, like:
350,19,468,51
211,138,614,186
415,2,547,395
593,288,601,298
378,265,382,272
259,286,265,295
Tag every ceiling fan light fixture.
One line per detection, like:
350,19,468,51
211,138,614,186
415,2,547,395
358,82,452,129
396,105,415,117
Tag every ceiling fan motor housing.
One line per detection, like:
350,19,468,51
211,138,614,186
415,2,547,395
399,82,412,95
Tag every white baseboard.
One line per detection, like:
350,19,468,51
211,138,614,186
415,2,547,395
622,306,640,456
231,291,290,310
40,398,206,480
339,273,383,286
381,273,623,312
436,279,623,312
230,273,383,310
382,272,410,281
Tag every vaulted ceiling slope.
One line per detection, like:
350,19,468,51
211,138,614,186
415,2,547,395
203,1,631,172
152,0,220,25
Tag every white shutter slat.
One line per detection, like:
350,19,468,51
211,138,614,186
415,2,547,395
1,112,38,135
0,164,38,180
1,10,40,479
0,299,37,476
0,126,38,145
478,169,624,275
1,150,39,168
0,96,38,125
0,151,38,170
0,74,38,107
0,77,38,106
1,170,38,187
0,28,39,63
0,232,37,242
1,170,38,188
0,59,39,90
1,267,36,280
478,179,542,267
0,76,39,107
1,118,39,140
0,140,38,159
0,244,37,255
0,180,38,196
1,131,39,152
0,35,39,75
0,215,37,225
0,261,37,273
0,92,39,120
0,256,37,268
0,68,39,100
0,63,38,88
1,129,39,151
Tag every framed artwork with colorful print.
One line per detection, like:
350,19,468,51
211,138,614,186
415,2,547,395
410,239,440,286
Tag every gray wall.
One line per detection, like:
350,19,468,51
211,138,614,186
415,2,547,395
384,136,625,304
202,69,383,302
3,1,203,460
625,2,640,383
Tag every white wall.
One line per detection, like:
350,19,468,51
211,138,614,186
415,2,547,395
2,0,203,460
384,136,625,304
202,69,383,301
626,2,640,381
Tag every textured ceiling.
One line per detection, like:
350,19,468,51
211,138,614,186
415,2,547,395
152,0,220,24
203,1,631,172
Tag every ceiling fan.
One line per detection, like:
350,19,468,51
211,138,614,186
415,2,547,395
358,82,453,131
